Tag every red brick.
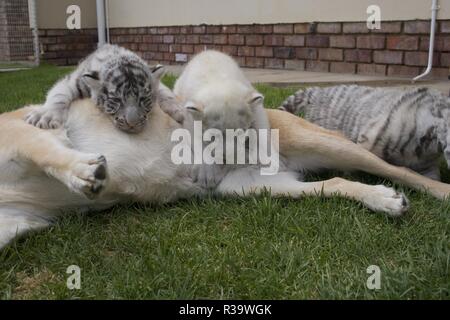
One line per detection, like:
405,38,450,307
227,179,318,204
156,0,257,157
373,51,403,64
387,65,420,77
169,44,181,52
46,29,67,36
222,45,238,56
305,35,329,47
404,21,431,34
193,26,206,34
404,51,438,67
356,35,385,49
265,58,284,69
181,44,194,53
163,35,174,44
372,22,402,34
213,35,228,44
139,43,158,51
319,48,343,61
157,27,169,35
238,46,254,57
343,22,370,34
357,63,387,76
284,35,305,46
158,44,169,52
294,23,311,34
264,35,284,46
441,21,450,33
199,34,213,44
255,47,273,57
317,23,342,34
221,25,237,34
386,36,419,51
245,57,264,68
246,35,263,46
330,36,355,48
274,47,295,59
207,26,221,34
306,60,329,72
441,53,450,67
237,25,254,34
344,49,372,63
194,45,207,53
186,35,200,44
169,27,181,34
285,59,305,70
274,24,293,34
180,26,193,34
175,35,187,44
296,48,318,60
254,25,273,34
229,34,245,45
428,36,450,51
330,62,356,74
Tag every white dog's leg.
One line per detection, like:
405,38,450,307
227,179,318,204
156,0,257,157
1,110,108,199
217,169,409,217
0,206,52,249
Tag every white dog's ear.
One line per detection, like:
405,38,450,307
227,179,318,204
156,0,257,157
248,92,264,107
83,71,101,90
185,101,204,121
151,64,166,81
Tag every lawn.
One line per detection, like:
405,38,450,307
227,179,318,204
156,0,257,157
0,65,448,299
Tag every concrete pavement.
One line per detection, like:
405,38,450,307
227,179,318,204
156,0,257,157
165,65,449,95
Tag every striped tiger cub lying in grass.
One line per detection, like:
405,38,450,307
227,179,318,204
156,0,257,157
280,85,450,181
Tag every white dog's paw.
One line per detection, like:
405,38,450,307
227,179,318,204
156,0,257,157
68,154,108,199
364,185,409,217
24,107,66,129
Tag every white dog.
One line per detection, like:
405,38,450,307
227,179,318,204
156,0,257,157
1,52,450,249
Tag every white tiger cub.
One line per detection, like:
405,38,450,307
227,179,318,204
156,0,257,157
25,44,167,134
173,50,276,188
280,85,450,181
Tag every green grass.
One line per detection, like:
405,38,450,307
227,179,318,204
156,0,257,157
0,65,449,300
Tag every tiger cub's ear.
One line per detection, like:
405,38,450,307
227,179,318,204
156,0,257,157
151,64,166,81
83,71,101,90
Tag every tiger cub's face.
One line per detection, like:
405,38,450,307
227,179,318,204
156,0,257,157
84,60,165,134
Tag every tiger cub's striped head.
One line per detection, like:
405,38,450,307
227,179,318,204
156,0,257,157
84,56,165,134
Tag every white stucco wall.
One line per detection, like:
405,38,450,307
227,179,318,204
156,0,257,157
37,0,450,29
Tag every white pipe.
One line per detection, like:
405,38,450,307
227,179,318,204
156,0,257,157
28,0,39,65
96,0,106,47
105,0,110,43
412,0,439,82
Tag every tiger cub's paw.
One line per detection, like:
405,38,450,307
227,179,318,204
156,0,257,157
24,106,66,129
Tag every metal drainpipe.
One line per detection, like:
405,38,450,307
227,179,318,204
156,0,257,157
28,0,39,66
412,0,440,82
96,0,106,47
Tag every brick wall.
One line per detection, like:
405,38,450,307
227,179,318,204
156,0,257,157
0,0,34,61
38,29,98,65
39,20,450,79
